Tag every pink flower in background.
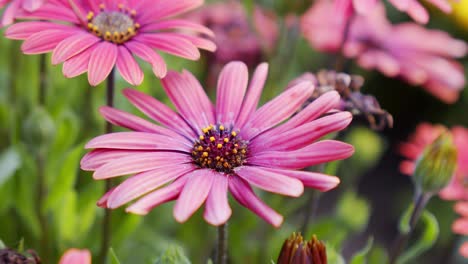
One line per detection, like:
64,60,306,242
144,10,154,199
399,123,468,200
453,202,468,258
5,0,215,86
0,0,47,26
302,1,467,103
59,249,91,264
81,61,354,227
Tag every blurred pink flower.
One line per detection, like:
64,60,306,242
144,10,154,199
399,123,468,200
81,61,354,227
302,1,467,103
59,249,91,264
453,202,468,258
189,1,278,66
0,0,47,26
5,0,215,86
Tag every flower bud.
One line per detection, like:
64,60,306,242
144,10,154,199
413,131,458,194
277,233,327,264
22,107,56,155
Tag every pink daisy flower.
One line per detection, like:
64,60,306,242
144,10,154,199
0,0,47,26
80,61,354,227
59,249,92,264
5,0,216,86
399,123,468,200
453,202,468,258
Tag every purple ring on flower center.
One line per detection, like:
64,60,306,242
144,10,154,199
86,3,140,44
191,124,248,173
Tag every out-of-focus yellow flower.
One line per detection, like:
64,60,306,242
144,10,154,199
452,0,468,29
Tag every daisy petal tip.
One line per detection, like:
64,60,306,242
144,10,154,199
125,206,149,215
320,176,341,192
272,215,284,229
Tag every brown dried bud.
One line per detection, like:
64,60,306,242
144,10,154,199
277,233,327,264
0,248,40,264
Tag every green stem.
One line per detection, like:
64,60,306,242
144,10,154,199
216,223,228,264
388,192,431,264
98,69,115,264
36,152,50,262
300,190,321,235
38,54,47,105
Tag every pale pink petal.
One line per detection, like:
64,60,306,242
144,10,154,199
235,63,268,128
241,82,314,139
135,34,200,60
234,166,304,197
1,0,20,26
122,89,195,137
142,19,214,37
52,33,100,65
455,202,468,216
126,176,189,215
229,176,283,227
22,0,45,13
352,0,378,14
251,112,352,152
81,149,148,171
406,1,429,24
107,164,195,208
260,167,340,191
203,175,232,226
59,249,91,264
248,140,355,169
216,62,248,125
427,0,452,13
388,0,411,10
116,45,144,85
92,152,191,179
125,40,167,78
460,243,468,258
137,0,203,23
181,69,216,122
173,169,216,223
88,42,118,86
21,29,77,54
97,187,115,207
85,132,190,152
453,218,468,235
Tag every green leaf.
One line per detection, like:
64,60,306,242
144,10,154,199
242,0,254,15
17,238,24,252
326,244,345,264
350,237,374,264
0,239,5,249
108,248,122,264
397,210,439,264
56,191,77,243
154,245,191,264
0,146,21,187
336,191,370,232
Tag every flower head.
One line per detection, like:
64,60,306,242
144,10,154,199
59,249,91,264
400,123,468,200
5,0,216,86
0,0,47,26
277,233,327,264
81,61,354,227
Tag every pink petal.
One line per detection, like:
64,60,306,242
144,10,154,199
251,112,352,152
459,243,468,258
352,0,378,14
125,40,167,78
241,81,314,139
5,22,72,40
203,175,232,226
173,169,216,223
260,167,340,191
87,42,118,86
135,33,200,60
427,0,452,13
107,164,195,208
97,187,115,208
126,176,189,215
235,63,269,128
216,62,249,125
62,45,95,78
142,19,214,37
85,132,190,152
122,88,195,137
116,45,144,85
248,140,355,169
453,218,468,235
92,152,191,179
137,0,203,23
52,34,100,65
406,1,429,24
229,176,283,227
59,249,91,264
21,29,77,54
1,0,19,26
81,149,148,171
235,166,304,197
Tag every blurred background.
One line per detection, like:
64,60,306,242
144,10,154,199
1,0,468,263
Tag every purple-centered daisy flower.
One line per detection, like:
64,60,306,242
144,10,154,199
80,61,355,227
5,0,216,86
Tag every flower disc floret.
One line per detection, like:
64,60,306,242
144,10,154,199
192,124,248,173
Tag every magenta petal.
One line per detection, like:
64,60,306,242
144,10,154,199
22,29,77,54
126,176,189,215
62,45,95,78
229,176,283,227
173,169,216,223
136,34,200,60
107,164,195,208
52,33,100,65
143,19,214,37
80,149,148,171
234,166,304,197
203,175,232,226
92,152,191,179
85,132,190,152
125,41,167,78
5,22,72,40
235,63,269,128
260,167,340,192
116,45,144,85
216,62,248,125
241,81,314,139
87,42,118,86
248,140,355,169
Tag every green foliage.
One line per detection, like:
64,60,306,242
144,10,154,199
336,191,370,232
0,146,21,187
154,245,191,264
108,248,122,264
349,237,374,264
326,244,345,264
